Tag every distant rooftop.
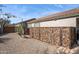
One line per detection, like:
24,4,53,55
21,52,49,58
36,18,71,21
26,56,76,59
15,18,36,24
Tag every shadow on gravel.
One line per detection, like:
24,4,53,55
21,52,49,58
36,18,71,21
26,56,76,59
0,38,11,43
0,33,9,36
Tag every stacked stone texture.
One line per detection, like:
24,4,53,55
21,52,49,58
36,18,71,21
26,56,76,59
33,27,40,40
50,28,61,46
40,27,51,43
61,28,72,48
29,27,75,49
29,28,33,38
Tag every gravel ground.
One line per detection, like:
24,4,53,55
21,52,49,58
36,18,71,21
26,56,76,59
0,33,79,54
0,33,52,54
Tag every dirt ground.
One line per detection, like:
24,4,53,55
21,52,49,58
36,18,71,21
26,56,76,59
0,33,53,54
0,33,79,54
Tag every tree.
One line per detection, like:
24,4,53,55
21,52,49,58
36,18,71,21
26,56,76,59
0,5,16,33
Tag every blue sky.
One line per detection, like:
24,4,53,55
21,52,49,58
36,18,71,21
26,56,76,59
0,4,79,24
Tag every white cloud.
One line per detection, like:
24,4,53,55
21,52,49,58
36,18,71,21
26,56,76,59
54,4,64,8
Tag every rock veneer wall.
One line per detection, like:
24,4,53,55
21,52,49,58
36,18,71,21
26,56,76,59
33,27,40,40
40,27,52,43
29,27,75,48
30,27,40,40
61,27,75,48
77,18,79,27
50,28,62,46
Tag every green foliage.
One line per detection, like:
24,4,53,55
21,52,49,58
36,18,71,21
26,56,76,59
16,24,24,35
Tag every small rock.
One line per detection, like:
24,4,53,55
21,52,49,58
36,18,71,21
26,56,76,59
57,47,66,54
70,47,79,54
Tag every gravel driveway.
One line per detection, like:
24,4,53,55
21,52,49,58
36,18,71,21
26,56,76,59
0,33,79,54
0,33,53,54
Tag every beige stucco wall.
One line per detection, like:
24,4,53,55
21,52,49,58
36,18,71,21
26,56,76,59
28,17,77,28
28,23,35,28
40,17,76,27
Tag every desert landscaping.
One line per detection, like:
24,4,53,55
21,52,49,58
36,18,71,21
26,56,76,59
0,33,79,54
0,4,79,54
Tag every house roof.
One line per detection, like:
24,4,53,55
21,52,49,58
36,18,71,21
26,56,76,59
16,18,36,25
28,8,79,24
4,24,15,27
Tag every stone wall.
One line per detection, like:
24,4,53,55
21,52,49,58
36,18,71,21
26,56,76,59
33,27,40,40
29,27,76,48
29,28,33,38
50,28,61,46
77,18,79,27
61,28,75,48
40,27,51,43
30,27,40,40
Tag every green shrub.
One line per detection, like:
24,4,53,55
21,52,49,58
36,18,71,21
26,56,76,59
16,24,24,35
